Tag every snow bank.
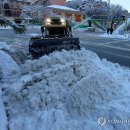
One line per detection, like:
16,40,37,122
27,25,41,29
27,33,40,37
100,33,130,39
0,26,12,29
2,49,130,130
0,50,19,81
0,42,12,51
0,88,8,130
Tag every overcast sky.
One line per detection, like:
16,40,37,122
104,0,130,12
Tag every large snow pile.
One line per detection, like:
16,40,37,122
1,48,130,130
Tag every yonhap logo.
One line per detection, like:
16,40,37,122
98,116,107,126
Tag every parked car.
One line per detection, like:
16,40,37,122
85,27,96,32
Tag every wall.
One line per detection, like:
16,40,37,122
50,0,66,6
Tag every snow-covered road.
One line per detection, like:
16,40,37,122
1,26,130,67
0,40,130,130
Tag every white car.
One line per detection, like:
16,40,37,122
85,27,96,32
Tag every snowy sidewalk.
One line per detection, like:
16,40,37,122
100,33,130,40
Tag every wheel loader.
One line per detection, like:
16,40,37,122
29,17,80,58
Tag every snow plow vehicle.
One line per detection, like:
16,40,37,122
29,17,80,58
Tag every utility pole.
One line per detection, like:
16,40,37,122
108,0,111,20
107,0,112,35
0,2,2,16
0,3,4,17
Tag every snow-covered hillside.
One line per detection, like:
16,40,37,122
0,42,130,130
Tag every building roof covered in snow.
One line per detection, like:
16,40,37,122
46,5,81,14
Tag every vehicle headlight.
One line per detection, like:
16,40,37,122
61,18,65,23
46,18,51,23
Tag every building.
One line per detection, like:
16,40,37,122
49,0,66,6
0,0,83,22
46,5,83,22
31,0,83,22
0,0,31,17
32,0,66,6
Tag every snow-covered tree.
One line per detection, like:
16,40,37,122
66,0,128,18
66,0,81,10
79,0,109,17
110,4,128,18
